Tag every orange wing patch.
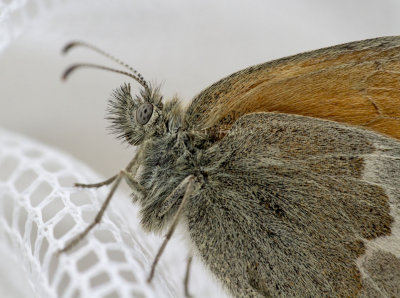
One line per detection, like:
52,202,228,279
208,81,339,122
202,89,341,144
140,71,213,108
185,36,400,140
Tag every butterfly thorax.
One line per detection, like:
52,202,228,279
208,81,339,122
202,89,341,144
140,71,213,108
136,132,207,233
107,84,220,232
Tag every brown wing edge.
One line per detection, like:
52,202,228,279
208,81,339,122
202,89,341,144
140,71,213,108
184,36,400,141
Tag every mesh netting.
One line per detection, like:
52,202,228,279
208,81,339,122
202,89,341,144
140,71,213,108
0,0,59,53
0,128,227,298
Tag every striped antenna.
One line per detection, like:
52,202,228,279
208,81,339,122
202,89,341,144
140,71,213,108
62,41,150,92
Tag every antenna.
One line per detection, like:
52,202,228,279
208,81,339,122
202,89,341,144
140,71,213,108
62,41,150,93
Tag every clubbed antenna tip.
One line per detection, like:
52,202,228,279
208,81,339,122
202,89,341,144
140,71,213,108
62,41,85,54
61,65,78,80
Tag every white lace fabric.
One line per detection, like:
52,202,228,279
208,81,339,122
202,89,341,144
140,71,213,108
0,0,53,53
0,128,180,297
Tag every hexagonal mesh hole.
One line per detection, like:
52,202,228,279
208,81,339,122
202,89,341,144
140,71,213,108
0,156,19,181
15,169,38,192
41,197,65,223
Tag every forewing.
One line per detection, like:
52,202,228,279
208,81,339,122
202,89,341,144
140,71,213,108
185,36,400,140
188,113,400,297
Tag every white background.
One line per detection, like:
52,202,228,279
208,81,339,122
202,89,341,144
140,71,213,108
1,0,400,177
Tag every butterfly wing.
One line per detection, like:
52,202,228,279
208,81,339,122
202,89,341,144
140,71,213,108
184,36,400,140
188,113,400,297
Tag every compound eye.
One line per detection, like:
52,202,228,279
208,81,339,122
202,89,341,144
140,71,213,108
136,102,153,125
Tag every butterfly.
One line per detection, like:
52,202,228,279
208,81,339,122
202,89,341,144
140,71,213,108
61,36,400,297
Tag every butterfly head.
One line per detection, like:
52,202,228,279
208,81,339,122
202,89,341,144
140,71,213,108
61,41,182,146
107,83,166,145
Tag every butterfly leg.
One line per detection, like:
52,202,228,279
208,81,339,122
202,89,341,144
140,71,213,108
147,175,196,283
74,149,142,189
58,172,123,254
58,154,145,254
121,169,146,201
75,174,118,188
184,253,193,298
